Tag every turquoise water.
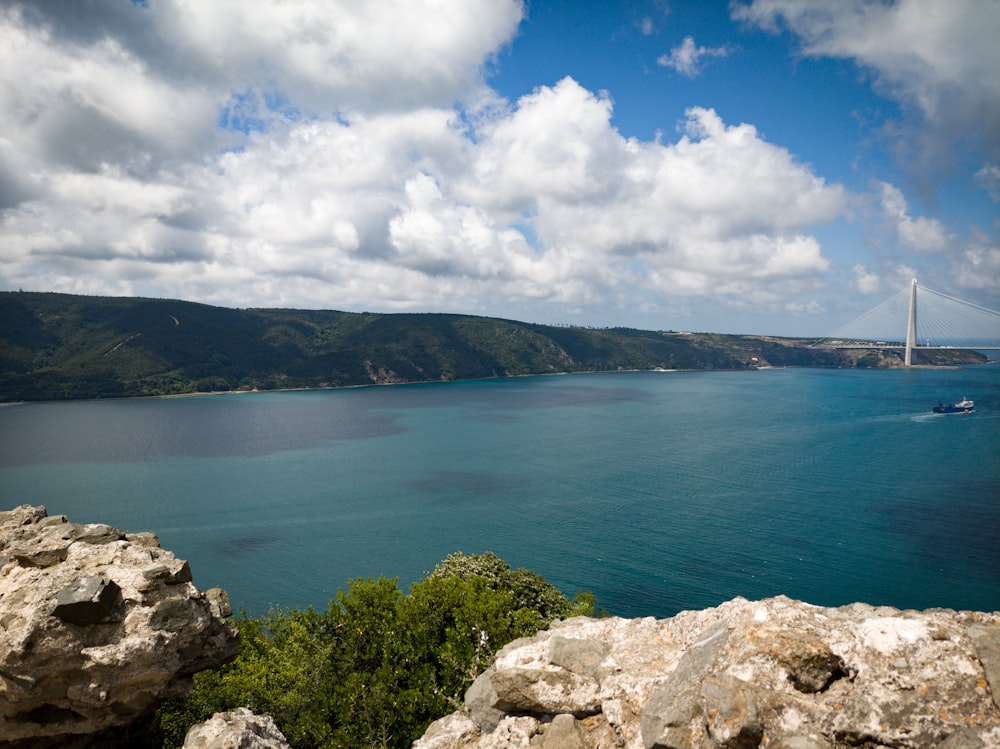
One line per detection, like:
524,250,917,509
2,366,998,618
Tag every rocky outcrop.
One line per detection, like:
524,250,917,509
0,505,239,747
181,708,291,749
415,596,1000,749
6,503,998,749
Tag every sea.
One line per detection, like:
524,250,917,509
2,365,999,619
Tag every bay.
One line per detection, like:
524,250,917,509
1,366,998,618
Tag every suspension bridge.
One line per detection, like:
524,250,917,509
815,279,1000,366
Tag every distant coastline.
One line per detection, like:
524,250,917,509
0,291,989,403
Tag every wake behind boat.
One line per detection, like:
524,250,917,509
933,397,974,414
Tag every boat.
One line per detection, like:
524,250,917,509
933,397,974,414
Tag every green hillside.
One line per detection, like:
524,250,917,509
0,292,984,401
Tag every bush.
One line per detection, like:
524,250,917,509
155,553,593,749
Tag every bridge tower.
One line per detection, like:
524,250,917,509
904,278,917,367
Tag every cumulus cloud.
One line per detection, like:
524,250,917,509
733,0,1000,180
878,182,948,254
851,264,881,295
6,0,523,115
658,36,731,77
0,0,522,177
1,0,851,327
0,8,217,187
459,80,844,298
0,0,521,298
950,229,1000,292
975,164,1000,202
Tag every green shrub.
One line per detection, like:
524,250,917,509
155,553,593,749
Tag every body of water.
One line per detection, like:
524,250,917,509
2,366,999,618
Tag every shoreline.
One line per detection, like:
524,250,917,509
3,359,997,406
1,367,709,406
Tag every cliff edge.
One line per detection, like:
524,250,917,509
3,504,998,749
0,505,239,747
416,596,1000,749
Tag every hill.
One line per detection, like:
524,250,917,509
0,291,985,401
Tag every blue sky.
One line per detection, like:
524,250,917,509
1,0,997,336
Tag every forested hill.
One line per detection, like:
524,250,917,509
0,291,983,401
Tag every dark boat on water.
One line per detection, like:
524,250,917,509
933,397,974,414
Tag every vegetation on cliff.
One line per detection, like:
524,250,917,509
154,552,595,749
3,291,983,401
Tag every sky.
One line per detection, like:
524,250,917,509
1,0,998,337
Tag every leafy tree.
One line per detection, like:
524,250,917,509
158,610,335,748
405,573,523,710
320,577,422,748
430,550,595,621
154,554,596,749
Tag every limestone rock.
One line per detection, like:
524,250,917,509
182,708,291,749
467,668,505,733
0,504,240,746
490,668,602,717
51,576,122,626
968,624,1000,710
416,712,486,749
414,596,1000,749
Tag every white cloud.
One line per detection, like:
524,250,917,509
657,36,731,77
975,164,1000,202
733,0,1000,177
950,229,1000,292
0,6,218,182
851,264,881,295
0,0,855,331
878,182,948,254
159,0,524,115
0,0,523,180
784,299,824,316
457,81,844,300
460,79,628,213
0,63,848,318
389,173,516,280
